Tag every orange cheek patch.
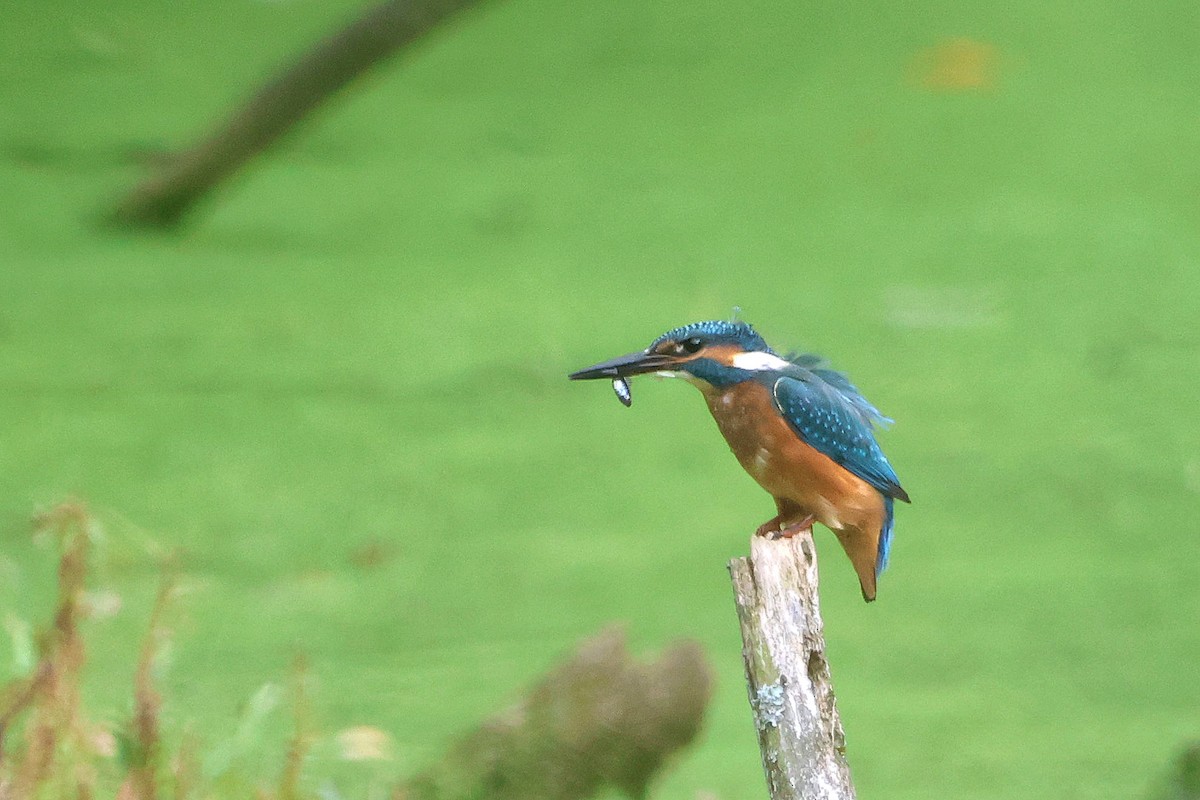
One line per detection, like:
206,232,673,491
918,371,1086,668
700,344,742,367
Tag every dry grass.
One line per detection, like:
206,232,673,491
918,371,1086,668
1,501,95,800
0,502,314,800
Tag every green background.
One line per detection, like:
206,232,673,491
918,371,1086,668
2,0,1198,797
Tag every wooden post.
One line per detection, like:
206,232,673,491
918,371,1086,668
728,532,857,800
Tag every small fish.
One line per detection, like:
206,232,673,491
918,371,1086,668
612,377,632,407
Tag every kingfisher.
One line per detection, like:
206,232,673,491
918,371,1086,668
569,320,910,602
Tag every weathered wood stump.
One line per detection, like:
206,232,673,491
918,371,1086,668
729,532,856,800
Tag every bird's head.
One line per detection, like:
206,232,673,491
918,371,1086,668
569,320,790,390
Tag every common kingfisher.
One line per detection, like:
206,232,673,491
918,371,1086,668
569,320,910,602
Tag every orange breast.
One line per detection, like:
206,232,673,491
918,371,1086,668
701,381,882,531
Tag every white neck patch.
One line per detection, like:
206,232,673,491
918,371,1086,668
657,370,707,387
730,351,791,371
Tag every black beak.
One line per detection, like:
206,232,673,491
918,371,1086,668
568,350,676,381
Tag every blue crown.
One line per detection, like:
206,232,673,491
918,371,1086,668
649,320,771,352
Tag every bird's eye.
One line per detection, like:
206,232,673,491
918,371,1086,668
681,337,703,354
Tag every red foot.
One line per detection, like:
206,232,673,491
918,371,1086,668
754,514,784,538
754,514,815,540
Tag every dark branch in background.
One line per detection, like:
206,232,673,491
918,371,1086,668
395,627,714,800
107,0,485,229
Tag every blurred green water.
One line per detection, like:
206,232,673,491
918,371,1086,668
2,0,1199,797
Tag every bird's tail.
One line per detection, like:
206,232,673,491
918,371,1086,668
837,495,894,603
840,496,897,604
876,495,895,579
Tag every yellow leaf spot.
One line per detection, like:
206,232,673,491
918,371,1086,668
909,38,1000,91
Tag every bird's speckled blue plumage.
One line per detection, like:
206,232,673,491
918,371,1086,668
646,320,908,579
770,372,906,577
770,374,905,502
570,318,907,599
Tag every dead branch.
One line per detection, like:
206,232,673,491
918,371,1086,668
108,0,486,228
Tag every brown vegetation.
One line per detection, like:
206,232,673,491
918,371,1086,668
0,503,713,799
397,628,713,800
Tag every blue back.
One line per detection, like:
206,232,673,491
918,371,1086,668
769,366,908,504
768,362,907,578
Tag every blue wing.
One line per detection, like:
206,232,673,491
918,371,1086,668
770,371,909,503
784,352,894,428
